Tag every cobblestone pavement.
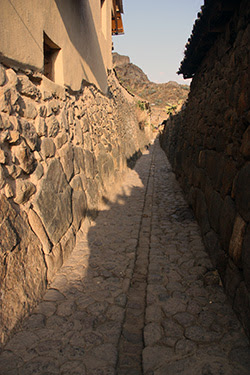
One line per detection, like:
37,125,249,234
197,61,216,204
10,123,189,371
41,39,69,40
0,139,250,375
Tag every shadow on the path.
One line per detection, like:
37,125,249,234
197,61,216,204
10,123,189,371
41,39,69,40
1,140,250,375
0,144,154,375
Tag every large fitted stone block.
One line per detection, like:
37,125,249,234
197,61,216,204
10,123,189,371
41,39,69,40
70,175,87,231
58,143,74,182
0,194,46,344
34,158,72,245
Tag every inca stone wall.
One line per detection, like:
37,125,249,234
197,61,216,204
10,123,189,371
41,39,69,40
0,65,152,346
160,2,250,337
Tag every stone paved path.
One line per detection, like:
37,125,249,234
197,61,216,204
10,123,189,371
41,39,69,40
0,139,250,375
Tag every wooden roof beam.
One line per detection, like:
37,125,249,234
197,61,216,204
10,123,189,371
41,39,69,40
112,0,124,35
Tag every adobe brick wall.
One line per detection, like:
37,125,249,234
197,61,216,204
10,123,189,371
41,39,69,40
160,1,250,337
0,65,152,346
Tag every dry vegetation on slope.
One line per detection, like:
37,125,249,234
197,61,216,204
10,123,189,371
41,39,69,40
113,53,190,126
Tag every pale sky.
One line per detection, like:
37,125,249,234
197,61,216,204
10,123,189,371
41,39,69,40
112,0,204,85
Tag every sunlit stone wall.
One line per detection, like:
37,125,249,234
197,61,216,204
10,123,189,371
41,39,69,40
0,65,152,346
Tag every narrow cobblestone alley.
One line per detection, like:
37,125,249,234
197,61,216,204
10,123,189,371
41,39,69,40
0,139,249,375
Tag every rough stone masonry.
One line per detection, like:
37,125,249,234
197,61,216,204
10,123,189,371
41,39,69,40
0,140,249,375
0,65,152,346
160,0,250,338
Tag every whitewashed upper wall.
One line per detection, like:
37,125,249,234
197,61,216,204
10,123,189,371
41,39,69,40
0,0,113,93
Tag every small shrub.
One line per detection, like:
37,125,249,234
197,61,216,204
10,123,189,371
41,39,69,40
166,104,177,116
137,100,146,111
135,101,148,130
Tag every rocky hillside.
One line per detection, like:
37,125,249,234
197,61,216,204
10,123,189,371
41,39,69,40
113,53,190,125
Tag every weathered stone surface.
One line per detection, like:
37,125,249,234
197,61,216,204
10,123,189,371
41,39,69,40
40,138,55,159
58,109,69,131
242,224,250,291
17,75,41,99
224,259,243,300
143,346,174,373
12,142,36,174
60,226,76,261
0,129,9,143
39,105,47,118
97,152,115,183
54,131,68,149
0,87,11,113
219,196,236,251
208,190,223,233
233,282,250,336
34,116,47,137
0,351,23,372
32,163,44,180
85,150,97,179
14,180,36,204
19,119,38,151
4,183,14,198
229,215,247,266
28,208,52,255
8,130,20,144
0,165,5,188
0,214,18,253
0,194,46,344
74,146,85,174
0,112,11,129
6,69,18,86
0,149,6,164
9,114,19,131
6,164,21,181
44,243,63,283
160,2,250,341
84,177,99,214
34,158,72,244
83,132,93,151
74,118,83,144
81,116,89,133
235,162,250,222
144,323,162,346
241,126,250,157
220,159,237,197
194,188,210,235
18,96,37,119
58,143,74,181
0,64,6,86
47,99,60,116
67,108,74,125
33,150,42,162
0,81,20,113
43,288,65,302
70,175,87,231
40,76,66,101
46,115,59,138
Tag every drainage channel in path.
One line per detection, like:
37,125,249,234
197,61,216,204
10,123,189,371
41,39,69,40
0,139,249,375
0,142,156,375
116,142,156,375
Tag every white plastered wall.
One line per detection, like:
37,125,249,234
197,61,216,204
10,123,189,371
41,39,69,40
0,0,113,93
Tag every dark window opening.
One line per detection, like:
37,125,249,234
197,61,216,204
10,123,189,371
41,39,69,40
43,33,60,82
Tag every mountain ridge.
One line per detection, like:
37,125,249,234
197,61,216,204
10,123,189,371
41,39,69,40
113,52,190,125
